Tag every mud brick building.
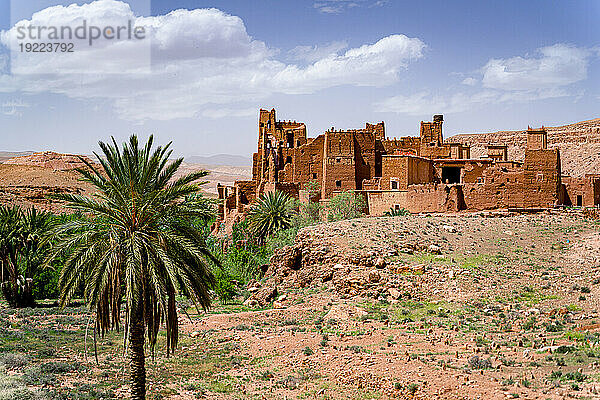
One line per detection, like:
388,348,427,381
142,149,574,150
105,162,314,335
216,108,600,226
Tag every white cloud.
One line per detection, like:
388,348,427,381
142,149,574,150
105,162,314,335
201,107,256,119
481,44,591,91
313,0,386,14
461,77,477,86
378,43,595,116
288,41,348,63
0,1,426,121
0,53,8,73
272,34,425,93
2,0,151,74
375,88,570,116
2,99,30,116
314,1,361,14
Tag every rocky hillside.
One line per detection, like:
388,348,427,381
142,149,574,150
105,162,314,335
238,212,600,399
448,118,600,176
0,164,94,213
2,151,95,171
0,152,98,212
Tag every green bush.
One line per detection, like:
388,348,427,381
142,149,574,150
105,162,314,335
199,220,269,303
22,361,81,386
0,368,45,400
302,347,313,356
0,353,29,370
211,268,237,304
266,226,298,252
563,371,587,382
327,191,366,222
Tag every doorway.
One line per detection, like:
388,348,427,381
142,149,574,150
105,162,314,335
442,167,461,184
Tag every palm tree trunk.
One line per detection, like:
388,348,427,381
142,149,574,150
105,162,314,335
129,304,146,400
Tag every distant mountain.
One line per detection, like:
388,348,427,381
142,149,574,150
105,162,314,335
2,151,95,171
0,151,34,162
185,154,252,167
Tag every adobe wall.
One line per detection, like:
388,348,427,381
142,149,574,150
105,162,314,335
353,132,377,189
407,157,434,185
420,120,443,146
487,145,508,161
562,175,600,207
365,122,386,141
527,131,547,150
381,156,408,190
522,149,561,208
225,191,236,215
322,131,357,198
420,144,451,159
406,184,464,213
461,161,491,184
462,171,524,210
291,135,326,192
448,144,470,159
235,180,256,212
380,137,420,156
366,184,464,215
264,182,299,198
362,177,381,191
380,155,434,191
252,152,260,183
367,191,407,215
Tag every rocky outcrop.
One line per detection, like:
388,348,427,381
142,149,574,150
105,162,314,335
244,218,453,306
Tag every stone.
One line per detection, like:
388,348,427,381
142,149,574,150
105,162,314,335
388,287,401,300
243,299,259,307
374,257,386,269
272,300,286,309
428,244,441,254
246,286,278,307
443,225,457,233
368,270,380,283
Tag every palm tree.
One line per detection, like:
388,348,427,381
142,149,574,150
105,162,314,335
247,191,294,242
0,206,55,308
0,205,23,306
46,135,218,400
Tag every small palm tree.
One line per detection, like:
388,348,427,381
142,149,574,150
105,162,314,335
247,191,294,242
46,135,218,400
383,207,410,217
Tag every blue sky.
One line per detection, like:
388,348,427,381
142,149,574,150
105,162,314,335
0,0,598,158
